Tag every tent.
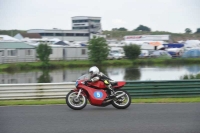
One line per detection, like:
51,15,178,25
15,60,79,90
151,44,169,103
54,41,68,46
80,43,87,46
182,49,200,58
184,40,200,51
0,35,20,42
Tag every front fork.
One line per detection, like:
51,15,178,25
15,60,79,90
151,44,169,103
76,89,82,98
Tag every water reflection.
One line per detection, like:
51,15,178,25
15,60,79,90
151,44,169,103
1,65,200,84
185,65,200,74
107,67,125,81
124,68,141,80
37,69,52,83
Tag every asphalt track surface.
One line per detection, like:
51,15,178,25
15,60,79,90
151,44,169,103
0,103,200,133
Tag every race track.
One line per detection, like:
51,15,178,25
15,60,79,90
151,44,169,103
0,103,200,133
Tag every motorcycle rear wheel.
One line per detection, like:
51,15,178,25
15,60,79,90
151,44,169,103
66,90,87,110
112,90,131,109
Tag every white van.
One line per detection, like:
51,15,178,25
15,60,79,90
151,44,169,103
139,50,149,58
110,47,125,57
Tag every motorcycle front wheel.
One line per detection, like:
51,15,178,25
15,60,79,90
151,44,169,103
66,90,87,110
112,90,131,109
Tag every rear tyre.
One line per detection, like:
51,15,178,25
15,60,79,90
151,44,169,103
66,90,87,110
112,90,131,109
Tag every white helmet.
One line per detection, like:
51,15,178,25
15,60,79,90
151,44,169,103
89,66,99,77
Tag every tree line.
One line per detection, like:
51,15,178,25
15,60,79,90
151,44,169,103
112,25,200,34
36,36,141,66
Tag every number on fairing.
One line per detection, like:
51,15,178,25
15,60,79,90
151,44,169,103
97,92,100,97
94,91,103,98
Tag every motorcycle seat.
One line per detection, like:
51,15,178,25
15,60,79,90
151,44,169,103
110,81,117,86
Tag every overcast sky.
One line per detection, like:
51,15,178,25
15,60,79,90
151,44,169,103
0,0,199,33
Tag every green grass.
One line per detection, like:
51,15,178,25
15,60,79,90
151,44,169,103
131,97,200,103
1,97,200,106
1,58,200,72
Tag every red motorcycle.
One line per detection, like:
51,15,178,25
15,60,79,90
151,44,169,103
66,74,131,110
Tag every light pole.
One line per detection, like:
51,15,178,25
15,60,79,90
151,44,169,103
88,19,91,41
62,30,64,41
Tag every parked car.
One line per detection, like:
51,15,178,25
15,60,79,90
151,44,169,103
107,53,123,60
149,50,172,58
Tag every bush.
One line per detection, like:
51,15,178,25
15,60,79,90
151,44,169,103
123,44,141,60
88,36,109,64
36,43,52,68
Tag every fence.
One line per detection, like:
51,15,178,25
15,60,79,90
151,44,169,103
125,80,200,98
0,57,88,64
0,82,74,100
0,57,36,64
0,80,200,100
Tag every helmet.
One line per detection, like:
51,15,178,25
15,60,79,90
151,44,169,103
89,66,99,77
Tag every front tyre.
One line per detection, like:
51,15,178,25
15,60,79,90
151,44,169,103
112,90,131,109
66,90,87,110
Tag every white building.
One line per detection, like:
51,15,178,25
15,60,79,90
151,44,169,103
26,16,102,42
123,35,171,50
124,35,171,42
72,16,101,33
0,42,36,64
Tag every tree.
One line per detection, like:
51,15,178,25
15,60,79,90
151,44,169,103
195,28,200,34
185,28,192,34
118,27,128,31
111,27,128,31
36,43,52,67
88,36,109,64
134,25,151,31
123,44,141,60
112,28,118,31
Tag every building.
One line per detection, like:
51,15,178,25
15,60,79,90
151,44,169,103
124,35,172,42
72,16,101,33
27,16,102,42
27,41,88,60
14,33,42,40
0,42,36,64
27,29,90,42
63,47,89,60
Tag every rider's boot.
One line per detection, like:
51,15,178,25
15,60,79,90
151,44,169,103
108,85,116,99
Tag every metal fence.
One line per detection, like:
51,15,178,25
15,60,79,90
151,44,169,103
125,80,200,98
0,80,200,100
0,58,36,64
0,57,88,64
0,82,74,100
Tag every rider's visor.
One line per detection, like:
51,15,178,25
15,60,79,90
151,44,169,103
89,71,93,77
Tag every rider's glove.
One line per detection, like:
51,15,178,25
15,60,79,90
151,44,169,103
87,79,92,82
84,79,92,85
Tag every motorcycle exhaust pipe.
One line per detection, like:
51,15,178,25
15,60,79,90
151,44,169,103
116,92,126,99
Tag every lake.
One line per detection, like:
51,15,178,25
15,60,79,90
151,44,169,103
1,64,200,84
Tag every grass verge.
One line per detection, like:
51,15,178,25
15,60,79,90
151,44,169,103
1,97,200,106
1,58,200,72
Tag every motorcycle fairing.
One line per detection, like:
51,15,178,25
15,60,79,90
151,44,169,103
79,85,108,105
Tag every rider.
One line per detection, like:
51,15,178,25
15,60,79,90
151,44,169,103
85,66,116,98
